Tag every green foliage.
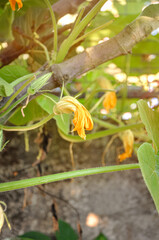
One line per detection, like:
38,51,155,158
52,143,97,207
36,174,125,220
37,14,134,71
19,231,51,240
55,219,78,240
0,3,14,42
0,78,14,97
137,100,159,213
56,0,108,63
137,100,159,150
0,65,30,84
137,143,159,213
94,233,108,240
9,99,48,126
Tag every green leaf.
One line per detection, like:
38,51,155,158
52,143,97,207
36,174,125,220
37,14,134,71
56,0,108,63
137,143,159,213
94,233,108,240
55,114,70,135
0,4,14,42
55,219,78,240
0,77,14,97
9,99,48,126
36,94,70,134
0,65,30,84
19,231,51,240
35,93,58,113
137,100,159,150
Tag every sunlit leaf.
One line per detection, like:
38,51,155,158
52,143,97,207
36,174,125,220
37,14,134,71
9,99,48,126
137,100,159,150
137,143,159,213
0,65,30,84
0,78,14,97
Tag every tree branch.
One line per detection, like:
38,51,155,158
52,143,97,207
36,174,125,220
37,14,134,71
46,7,159,89
1,4,159,109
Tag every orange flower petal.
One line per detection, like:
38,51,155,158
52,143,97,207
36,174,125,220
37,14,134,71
118,130,134,162
53,96,93,140
9,0,23,11
103,92,117,113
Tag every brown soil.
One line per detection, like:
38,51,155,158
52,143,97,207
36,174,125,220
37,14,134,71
0,120,159,240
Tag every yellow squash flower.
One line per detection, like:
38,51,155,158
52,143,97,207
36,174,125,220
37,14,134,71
119,130,134,162
53,96,93,140
9,0,23,11
103,92,117,113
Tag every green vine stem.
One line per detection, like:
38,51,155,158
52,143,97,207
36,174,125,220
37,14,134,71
0,163,140,192
92,117,117,129
0,112,55,132
56,0,108,63
58,122,144,142
34,38,51,63
0,75,36,113
72,20,114,46
0,94,28,119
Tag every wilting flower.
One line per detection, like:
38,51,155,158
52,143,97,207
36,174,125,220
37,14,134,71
0,204,4,232
0,202,11,232
119,130,134,162
103,92,117,113
53,96,93,139
9,0,23,11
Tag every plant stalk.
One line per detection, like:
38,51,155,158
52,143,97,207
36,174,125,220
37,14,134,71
0,163,140,192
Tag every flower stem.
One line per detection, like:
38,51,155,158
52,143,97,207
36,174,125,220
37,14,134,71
0,163,140,192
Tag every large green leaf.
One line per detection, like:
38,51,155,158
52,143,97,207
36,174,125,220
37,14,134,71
137,100,159,150
137,143,159,213
19,231,51,240
0,77,14,97
0,65,30,84
36,94,71,134
94,233,108,240
9,99,48,126
0,4,14,42
55,219,78,240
